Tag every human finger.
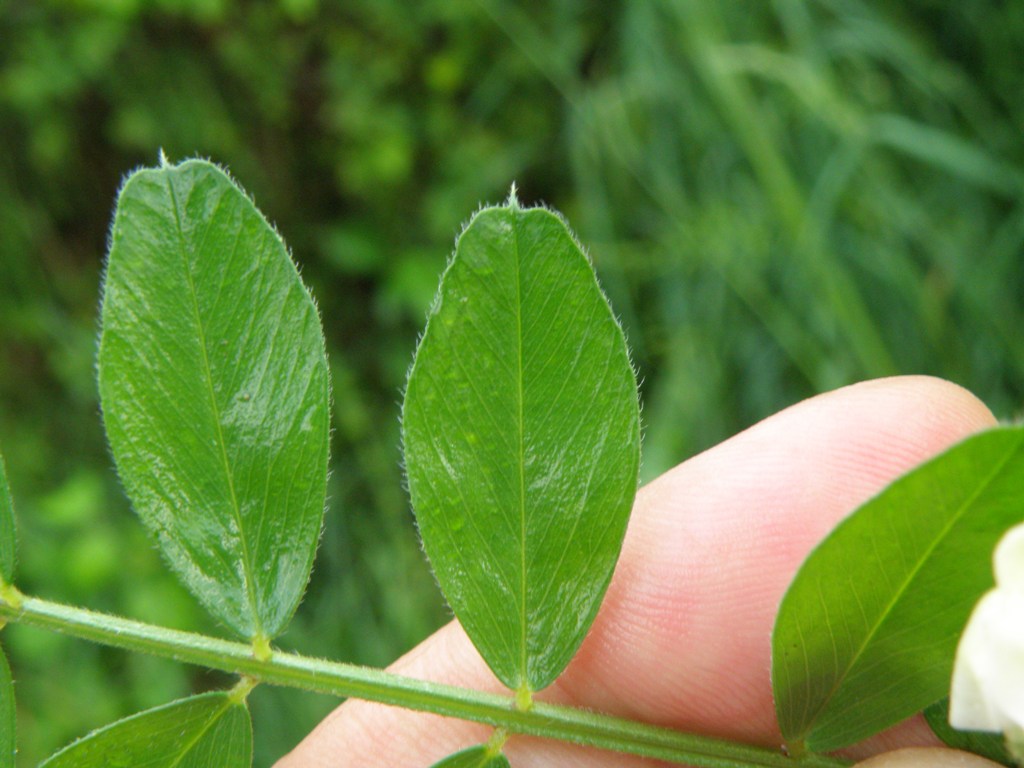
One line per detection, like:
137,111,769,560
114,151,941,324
277,376,996,767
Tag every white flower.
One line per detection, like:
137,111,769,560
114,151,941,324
950,523,1024,747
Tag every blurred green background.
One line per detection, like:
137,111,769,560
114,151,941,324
1,0,1023,764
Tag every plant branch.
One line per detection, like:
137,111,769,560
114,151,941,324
0,592,846,768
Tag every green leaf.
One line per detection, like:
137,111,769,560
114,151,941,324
924,698,1014,767
40,692,252,768
403,198,641,694
429,745,511,768
0,455,14,585
773,426,1024,752
0,644,13,768
98,158,330,641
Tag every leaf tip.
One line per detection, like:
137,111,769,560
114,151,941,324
506,181,520,210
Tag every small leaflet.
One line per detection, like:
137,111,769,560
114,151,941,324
429,745,511,768
39,692,252,768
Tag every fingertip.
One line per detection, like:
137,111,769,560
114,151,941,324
893,376,997,432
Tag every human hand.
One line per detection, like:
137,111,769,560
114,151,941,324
276,376,996,768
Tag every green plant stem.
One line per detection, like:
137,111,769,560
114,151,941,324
0,592,846,768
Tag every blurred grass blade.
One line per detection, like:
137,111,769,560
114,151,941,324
924,698,1014,766
429,745,511,768
773,426,1024,752
870,115,1024,197
39,692,252,768
403,197,641,694
0,455,14,585
98,158,330,642
0,644,12,768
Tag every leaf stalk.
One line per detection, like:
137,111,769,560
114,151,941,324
0,592,847,768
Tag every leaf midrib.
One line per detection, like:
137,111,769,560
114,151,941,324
167,697,235,768
164,171,264,640
511,208,529,690
796,429,1024,746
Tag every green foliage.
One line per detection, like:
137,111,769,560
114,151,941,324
39,692,252,768
29,155,646,764
0,456,14,585
924,699,1014,767
98,159,330,643
429,745,511,768
2,1,1024,763
403,200,640,694
0,455,14,767
772,427,1024,752
0,644,13,768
